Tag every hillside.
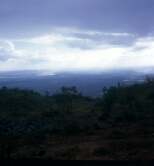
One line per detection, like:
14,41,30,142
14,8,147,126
0,78,154,159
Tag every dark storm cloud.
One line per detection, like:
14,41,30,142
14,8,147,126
0,0,154,37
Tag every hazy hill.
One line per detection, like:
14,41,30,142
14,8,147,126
0,69,150,96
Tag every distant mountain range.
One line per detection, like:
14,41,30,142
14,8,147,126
0,69,153,96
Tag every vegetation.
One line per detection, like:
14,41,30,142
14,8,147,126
0,78,154,159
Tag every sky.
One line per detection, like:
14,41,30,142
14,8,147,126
0,0,154,72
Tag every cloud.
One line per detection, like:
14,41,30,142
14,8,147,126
0,40,16,61
14,28,135,50
0,28,154,72
1,0,154,38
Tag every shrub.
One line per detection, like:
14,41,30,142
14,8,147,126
93,147,111,157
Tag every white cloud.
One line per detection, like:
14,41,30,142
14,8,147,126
0,28,154,72
52,27,135,37
0,40,16,61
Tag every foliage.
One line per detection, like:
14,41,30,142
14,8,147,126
1,79,154,158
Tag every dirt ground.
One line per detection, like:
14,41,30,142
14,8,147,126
9,125,154,160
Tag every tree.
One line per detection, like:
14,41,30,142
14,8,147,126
53,86,80,113
61,86,80,112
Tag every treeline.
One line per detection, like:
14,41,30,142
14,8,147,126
0,77,154,137
0,86,98,137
